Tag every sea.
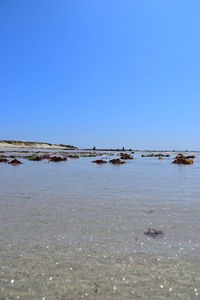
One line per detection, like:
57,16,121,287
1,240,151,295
0,149,200,299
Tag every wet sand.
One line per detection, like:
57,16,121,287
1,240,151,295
0,150,200,299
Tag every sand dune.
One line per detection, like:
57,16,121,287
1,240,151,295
0,140,77,149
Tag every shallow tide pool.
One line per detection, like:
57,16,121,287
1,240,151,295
0,151,200,299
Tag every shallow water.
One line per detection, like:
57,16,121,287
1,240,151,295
0,151,200,299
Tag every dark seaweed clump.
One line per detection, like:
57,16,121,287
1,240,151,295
92,159,107,164
185,155,196,159
144,228,164,237
141,154,170,158
25,154,51,161
8,159,23,165
0,157,9,163
173,154,194,165
49,156,67,162
119,153,133,160
109,158,126,165
67,155,80,159
27,155,43,161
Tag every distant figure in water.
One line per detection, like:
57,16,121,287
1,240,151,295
93,146,96,150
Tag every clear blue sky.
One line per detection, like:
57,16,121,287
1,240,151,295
1,0,200,149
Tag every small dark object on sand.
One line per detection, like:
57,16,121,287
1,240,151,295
92,282,100,294
9,159,23,165
49,156,67,162
92,159,107,164
119,153,133,160
109,158,126,165
145,209,154,214
144,228,164,237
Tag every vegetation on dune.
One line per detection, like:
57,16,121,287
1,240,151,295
0,140,77,149
1,140,42,146
59,144,77,149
